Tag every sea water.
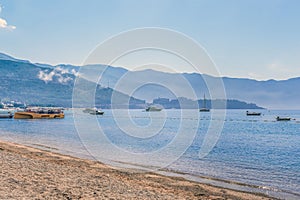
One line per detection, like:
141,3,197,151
0,109,299,199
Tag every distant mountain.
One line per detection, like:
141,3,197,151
0,59,144,108
0,52,30,64
86,67,299,109
1,53,293,109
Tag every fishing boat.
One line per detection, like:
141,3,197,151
14,107,64,119
199,94,210,112
145,106,162,112
246,111,261,116
276,116,291,121
0,109,13,118
83,108,104,115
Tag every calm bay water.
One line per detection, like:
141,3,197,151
0,109,299,199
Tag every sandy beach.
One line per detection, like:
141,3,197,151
0,140,273,200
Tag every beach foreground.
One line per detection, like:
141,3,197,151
0,141,273,200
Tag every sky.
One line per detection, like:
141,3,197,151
0,0,300,80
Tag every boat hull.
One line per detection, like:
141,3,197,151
14,112,64,119
83,108,104,115
0,109,13,118
0,114,13,118
199,108,210,112
246,113,261,116
89,111,104,115
276,117,291,121
145,107,162,112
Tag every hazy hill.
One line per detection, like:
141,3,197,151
0,58,144,108
0,52,291,109
0,53,30,64
87,66,299,109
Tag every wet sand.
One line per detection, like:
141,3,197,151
0,140,274,199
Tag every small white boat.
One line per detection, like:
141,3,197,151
0,109,13,118
145,106,162,112
83,108,104,115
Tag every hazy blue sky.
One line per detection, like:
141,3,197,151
0,0,299,80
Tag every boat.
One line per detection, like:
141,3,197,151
199,94,210,112
145,106,162,112
0,109,13,118
276,116,291,121
89,109,104,115
14,107,64,119
199,107,210,112
246,111,261,116
83,108,104,115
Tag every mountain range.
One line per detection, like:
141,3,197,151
93,65,299,110
0,52,298,109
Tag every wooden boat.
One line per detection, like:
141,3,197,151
199,94,210,112
246,111,261,116
145,106,162,112
0,109,13,118
276,116,291,121
14,107,64,119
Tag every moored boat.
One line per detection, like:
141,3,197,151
199,94,210,112
14,107,64,119
246,111,261,116
199,108,210,112
83,108,104,115
145,106,162,112
0,109,13,118
276,116,291,121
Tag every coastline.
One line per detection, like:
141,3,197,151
0,140,273,200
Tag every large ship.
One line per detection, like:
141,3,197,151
14,107,64,119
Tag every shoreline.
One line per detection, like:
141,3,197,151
0,140,274,199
